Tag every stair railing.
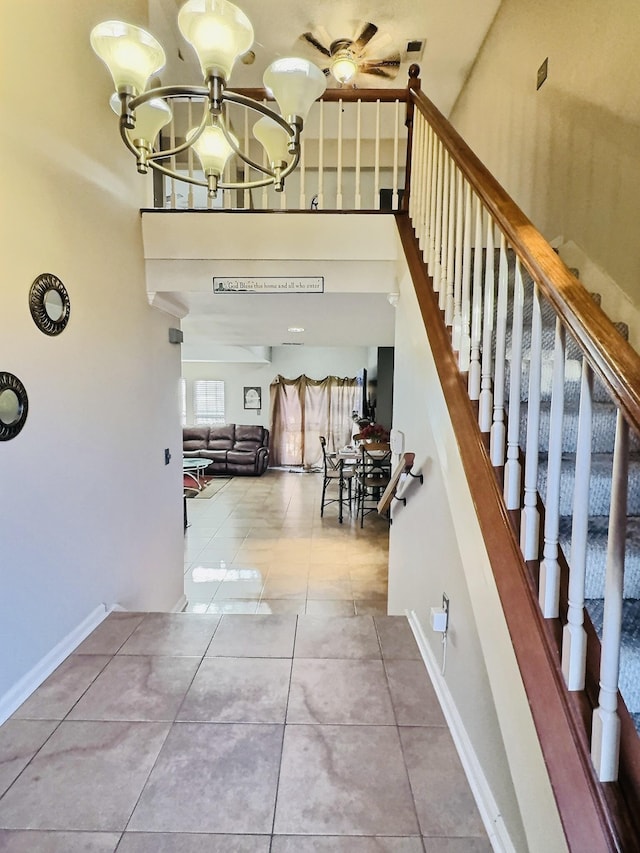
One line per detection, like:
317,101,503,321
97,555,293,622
402,67,640,848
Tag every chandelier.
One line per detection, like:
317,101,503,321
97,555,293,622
90,0,327,198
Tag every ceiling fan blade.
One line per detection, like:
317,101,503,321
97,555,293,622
301,31,331,57
353,22,378,50
358,61,401,80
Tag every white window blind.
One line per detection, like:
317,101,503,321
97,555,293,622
193,380,225,424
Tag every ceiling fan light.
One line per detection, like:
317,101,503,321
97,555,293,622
187,122,237,176
90,21,166,95
178,0,254,83
253,116,290,166
331,55,357,84
263,57,326,123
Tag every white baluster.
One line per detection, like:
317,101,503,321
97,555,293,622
374,99,381,210
187,98,195,209
392,99,399,210
490,233,509,465
444,160,456,326
419,123,432,255
562,358,593,690
408,115,420,223
317,99,324,209
520,282,543,558
169,107,177,209
432,141,444,296
428,134,438,271
451,172,464,350
243,106,250,209
504,258,524,509
539,318,566,617
438,153,450,312
261,105,269,210
458,180,472,371
591,410,628,783
478,219,495,431
299,137,306,210
468,196,483,400
355,99,361,210
336,99,343,210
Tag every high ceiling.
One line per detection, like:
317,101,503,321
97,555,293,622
145,0,501,357
151,0,500,114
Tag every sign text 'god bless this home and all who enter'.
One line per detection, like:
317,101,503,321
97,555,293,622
212,277,324,294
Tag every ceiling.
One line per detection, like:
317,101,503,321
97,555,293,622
145,0,501,358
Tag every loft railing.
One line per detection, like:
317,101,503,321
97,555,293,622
402,70,640,849
154,88,409,211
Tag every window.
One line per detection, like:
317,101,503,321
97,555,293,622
193,380,225,424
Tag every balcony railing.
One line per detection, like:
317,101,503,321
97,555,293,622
154,88,409,212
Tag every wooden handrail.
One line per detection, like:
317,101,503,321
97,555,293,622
396,212,640,851
377,452,416,515
410,88,640,438
230,87,409,104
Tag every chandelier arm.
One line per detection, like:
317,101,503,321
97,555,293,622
146,159,208,188
222,91,296,138
217,115,276,177
148,100,210,162
218,147,301,189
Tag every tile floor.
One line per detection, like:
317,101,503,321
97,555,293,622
182,470,392,617
0,470,491,851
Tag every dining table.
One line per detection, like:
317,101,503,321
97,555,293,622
334,443,392,521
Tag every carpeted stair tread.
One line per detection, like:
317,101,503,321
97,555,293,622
519,400,625,454
585,598,640,713
537,452,640,517
559,516,640,599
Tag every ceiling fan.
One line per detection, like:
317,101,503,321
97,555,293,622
300,22,401,86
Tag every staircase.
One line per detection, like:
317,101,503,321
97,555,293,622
503,258,640,730
401,70,640,847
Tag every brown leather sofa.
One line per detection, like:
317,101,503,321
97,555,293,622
183,424,269,476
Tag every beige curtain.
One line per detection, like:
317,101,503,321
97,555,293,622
269,374,361,468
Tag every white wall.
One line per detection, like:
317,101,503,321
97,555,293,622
182,346,368,427
388,244,567,851
0,1,184,713
449,0,640,312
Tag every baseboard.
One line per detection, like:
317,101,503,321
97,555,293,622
172,594,188,613
0,604,108,725
407,610,515,853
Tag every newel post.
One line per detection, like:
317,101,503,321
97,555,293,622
402,64,421,212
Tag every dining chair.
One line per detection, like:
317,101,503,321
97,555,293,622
319,436,354,523
356,441,392,527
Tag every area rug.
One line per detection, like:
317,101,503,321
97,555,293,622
184,476,231,499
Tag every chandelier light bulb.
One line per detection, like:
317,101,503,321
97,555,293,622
110,93,172,147
188,122,238,177
253,117,290,167
90,21,166,95
178,0,254,83
263,58,327,125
